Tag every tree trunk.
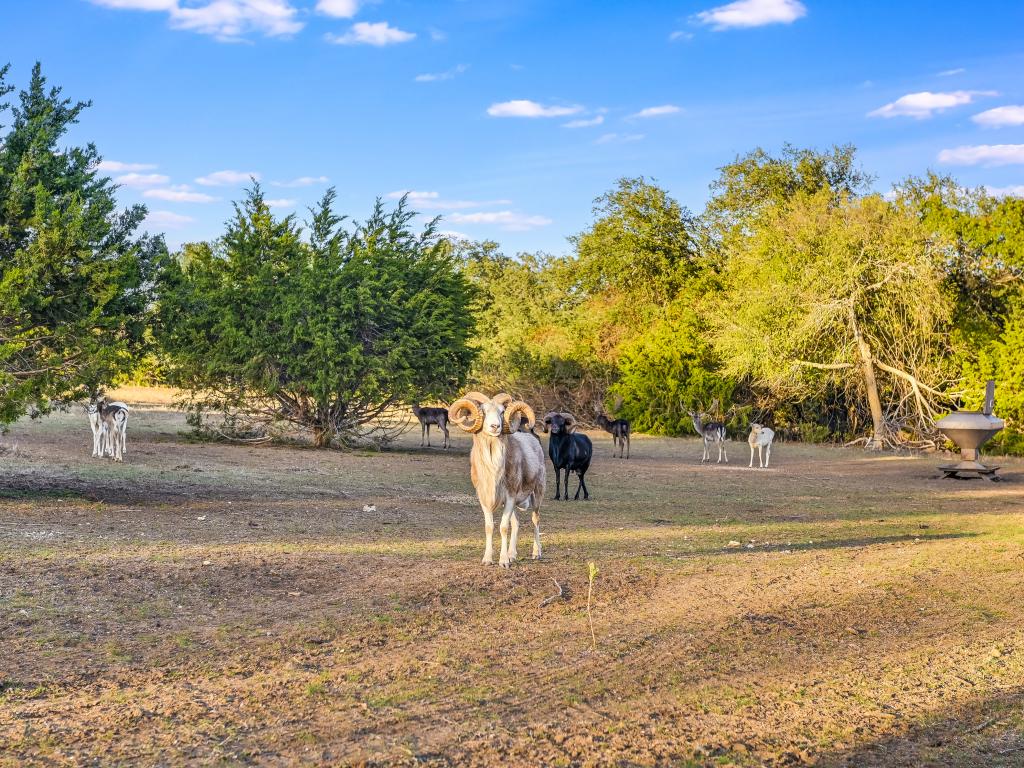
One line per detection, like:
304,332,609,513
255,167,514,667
849,306,885,449
313,424,333,448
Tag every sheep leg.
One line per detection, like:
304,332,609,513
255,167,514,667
442,424,450,450
509,510,520,562
554,468,562,500
531,508,542,560
498,498,515,567
482,508,495,565
420,423,426,447
575,471,589,501
749,444,755,468
625,435,629,459
764,444,771,468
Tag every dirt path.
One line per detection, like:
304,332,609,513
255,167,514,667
2,403,1023,765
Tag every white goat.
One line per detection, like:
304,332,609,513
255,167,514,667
748,423,775,468
449,392,545,567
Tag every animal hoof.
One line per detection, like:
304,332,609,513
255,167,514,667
499,559,511,568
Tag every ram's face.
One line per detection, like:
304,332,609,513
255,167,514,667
482,402,504,436
545,414,568,434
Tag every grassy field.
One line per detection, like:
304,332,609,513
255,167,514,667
2,391,1023,766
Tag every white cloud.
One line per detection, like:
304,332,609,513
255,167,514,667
98,160,158,172
388,189,439,201
629,104,682,119
90,0,175,9
563,115,605,128
92,0,304,40
387,190,512,210
938,144,1024,166
594,133,645,145
173,0,302,39
437,230,471,241
983,185,1024,198
972,105,1024,128
271,175,330,187
694,0,806,30
487,100,583,118
326,21,415,46
145,210,194,228
266,198,297,208
448,211,552,231
428,27,447,42
315,0,359,18
195,169,260,186
938,67,966,77
415,64,468,83
868,90,996,119
144,185,218,203
115,172,170,187
669,30,694,42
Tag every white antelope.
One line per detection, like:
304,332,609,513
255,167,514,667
448,392,545,568
87,398,130,461
689,411,728,464
748,423,775,468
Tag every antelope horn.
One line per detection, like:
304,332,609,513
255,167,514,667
448,398,484,433
504,401,536,434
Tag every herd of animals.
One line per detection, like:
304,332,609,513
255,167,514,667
84,392,775,567
427,391,777,567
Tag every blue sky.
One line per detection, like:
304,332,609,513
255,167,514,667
3,0,1023,253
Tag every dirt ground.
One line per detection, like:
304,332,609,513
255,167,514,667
2,390,1023,766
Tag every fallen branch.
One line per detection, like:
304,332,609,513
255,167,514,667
970,716,1001,733
539,578,564,608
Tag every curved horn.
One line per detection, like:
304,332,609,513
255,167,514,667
541,411,557,434
560,412,577,432
493,393,513,407
448,398,484,433
504,401,536,434
461,391,491,405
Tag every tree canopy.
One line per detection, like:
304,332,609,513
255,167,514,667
156,188,476,446
0,63,162,425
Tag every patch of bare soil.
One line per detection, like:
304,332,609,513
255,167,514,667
2,401,1024,766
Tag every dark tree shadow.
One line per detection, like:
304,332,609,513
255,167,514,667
814,686,1024,767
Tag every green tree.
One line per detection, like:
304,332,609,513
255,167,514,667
572,176,700,310
610,304,734,435
703,143,873,247
156,188,475,447
0,63,162,425
709,189,955,448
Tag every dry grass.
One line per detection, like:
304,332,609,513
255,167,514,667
1,392,1023,766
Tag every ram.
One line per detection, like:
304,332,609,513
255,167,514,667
448,392,545,567
543,411,593,500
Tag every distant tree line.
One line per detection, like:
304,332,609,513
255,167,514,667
3,64,1023,451
463,150,1024,452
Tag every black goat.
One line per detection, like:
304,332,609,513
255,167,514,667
594,407,631,459
412,404,450,449
542,411,593,500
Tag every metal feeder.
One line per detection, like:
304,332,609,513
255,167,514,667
935,380,1004,481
